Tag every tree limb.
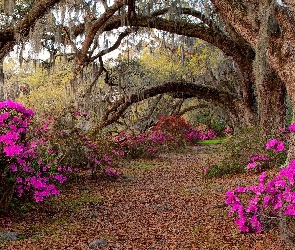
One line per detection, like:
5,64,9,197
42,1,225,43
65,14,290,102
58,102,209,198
91,81,240,134
0,0,62,59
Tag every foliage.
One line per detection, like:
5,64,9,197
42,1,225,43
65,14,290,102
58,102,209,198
32,106,125,177
186,123,218,144
13,60,73,115
198,138,228,145
153,115,192,147
225,124,295,238
138,40,223,83
0,101,125,212
112,130,168,159
113,114,218,159
0,100,70,211
206,127,287,178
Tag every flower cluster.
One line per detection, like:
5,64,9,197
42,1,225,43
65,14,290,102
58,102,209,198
33,108,125,177
105,167,122,178
266,139,285,153
0,101,71,208
113,131,166,159
226,124,295,234
226,161,295,233
186,126,218,142
246,155,269,171
113,115,219,158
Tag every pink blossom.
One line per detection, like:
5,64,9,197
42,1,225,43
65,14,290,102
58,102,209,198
250,215,262,233
285,204,295,216
16,177,22,183
263,195,271,208
275,142,285,152
53,174,67,183
266,139,279,149
4,145,22,156
236,187,246,193
247,162,257,169
288,124,295,132
9,164,17,172
235,217,249,232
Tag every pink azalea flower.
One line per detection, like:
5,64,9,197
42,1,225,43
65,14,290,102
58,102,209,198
4,145,22,157
288,124,295,132
9,164,17,172
285,204,295,216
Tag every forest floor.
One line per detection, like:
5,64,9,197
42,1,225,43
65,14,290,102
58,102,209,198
0,145,294,250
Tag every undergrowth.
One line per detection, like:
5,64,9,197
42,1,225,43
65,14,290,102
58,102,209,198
205,127,287,178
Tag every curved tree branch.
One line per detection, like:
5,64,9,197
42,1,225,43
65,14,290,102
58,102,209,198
0,0,62,59
91,81,240,133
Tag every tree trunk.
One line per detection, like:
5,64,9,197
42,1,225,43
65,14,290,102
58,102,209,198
0,58,4,101
269,64,295,163
257,67,286,139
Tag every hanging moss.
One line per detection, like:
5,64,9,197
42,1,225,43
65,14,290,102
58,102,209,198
3,0,15,15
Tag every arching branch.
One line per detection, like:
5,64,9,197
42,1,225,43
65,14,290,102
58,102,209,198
91,81,240,134
0,0,62,59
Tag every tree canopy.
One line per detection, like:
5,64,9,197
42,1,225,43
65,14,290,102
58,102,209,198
0,0,294,138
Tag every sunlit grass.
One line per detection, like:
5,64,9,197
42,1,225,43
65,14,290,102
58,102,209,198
199,138,229,145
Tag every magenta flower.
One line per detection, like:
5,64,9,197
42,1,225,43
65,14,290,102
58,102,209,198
16,177,22,183
9,164,18,172
275,142,285,152
235,187,246,193
4,145,22,156
266,139,279,149
285,204,295,216
288,124,295,132
34,196,44,203
247,162,257,169
250,215,262,233
53,174,67,184
225,190,236,205
235,217,249,232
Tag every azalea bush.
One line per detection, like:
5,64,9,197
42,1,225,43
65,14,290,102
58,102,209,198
112,130,169,159
0,101,124,212
226,161,295,235
113,115,219,159
186,123,218,144
225,124,295,240
155,115,218,146
0,100,72,211
33,107,124,177
112,115,184,159
205,127,287,178
153,114,192,148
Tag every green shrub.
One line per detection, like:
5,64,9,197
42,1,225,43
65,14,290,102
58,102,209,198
206,127,287,178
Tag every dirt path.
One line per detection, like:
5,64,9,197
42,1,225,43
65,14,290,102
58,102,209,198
1,146,293,249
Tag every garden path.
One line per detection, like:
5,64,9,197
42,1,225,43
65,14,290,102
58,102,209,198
1,146,292,249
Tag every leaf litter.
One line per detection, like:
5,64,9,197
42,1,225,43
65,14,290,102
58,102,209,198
0,146,293,249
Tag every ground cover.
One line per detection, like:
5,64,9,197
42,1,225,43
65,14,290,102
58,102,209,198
198,138,228,146
0,145,292,249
